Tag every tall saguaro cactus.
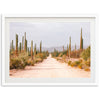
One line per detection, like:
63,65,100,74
11,40,14,51
25,40,27,52
82,38,83,49
22,36,24,51
34,44,36,61
69,37,71,58
24,32,26,52
15,34,18,56
40,41,42,53
19,42,21,52
80,28,83,50
27,47,29,56
31,40,33,60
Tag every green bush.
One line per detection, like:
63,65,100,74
58,53,63,57
84,67,90,71
62,50,67,55
78,63,83,69
70,61,80,67
85,58,90,66
10,58,26,69
74,61,80,66
70,62,74,67
51,49,59,57
35,58,43,63
80,46,90,61
68,61,72,65
27,59,34,66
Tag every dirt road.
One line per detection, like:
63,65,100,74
10,54,90,78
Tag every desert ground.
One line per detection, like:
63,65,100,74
10,54,90,78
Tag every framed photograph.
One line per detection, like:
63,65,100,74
1,14,98,86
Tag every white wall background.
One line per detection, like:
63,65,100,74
0,0,100,100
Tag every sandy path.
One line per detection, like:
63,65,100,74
10,54,90,78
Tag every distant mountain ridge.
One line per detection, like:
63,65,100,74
41,45,89,52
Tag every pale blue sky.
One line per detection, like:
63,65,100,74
10,22,90,49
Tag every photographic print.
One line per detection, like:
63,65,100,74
2,15,97,86
9,22,90,78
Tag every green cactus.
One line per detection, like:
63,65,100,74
82,38,83,49
25,40,27,52
34,44,36,62
15,34,18,56
80,28,83,50
11,40,14,51
69,37,71,58
31,40,33,59
19,42,21,52
22,36,24,51
40,41,42,53
27,47,29,56
34,44,36,56
24,32,26,51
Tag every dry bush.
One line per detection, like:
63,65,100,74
58,53,63,57
84,67,90,71
85,58,90,67
27,59,34,66
35,58,43,63
10,58,27,69
70,61,80,67
68,61,72,65
70,62,74,67
80,46,90,61
78,63,83,69
36,53,46,60
72,61,81,67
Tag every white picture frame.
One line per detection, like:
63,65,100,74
1,14,98,86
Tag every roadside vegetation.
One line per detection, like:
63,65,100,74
51,28,90,71
10,32,49,69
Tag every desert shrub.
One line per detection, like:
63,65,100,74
78,63,83,69
70,62,74,67
10,54,31,69
35,58,43,63
70,61,80,67
68,61,72,65
85,58,90,66
79,59,83,63
84,67,90,71
62,50,67,55
58,53,63,57
80,46,90,61
10,51,14,56
74,61,80,66
27,59,34,66
36,53,43,59
56,57,59,61
42,52,48,59
51,49,59,57
10,58,26,69
30,61,34,66
36,52,47,62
